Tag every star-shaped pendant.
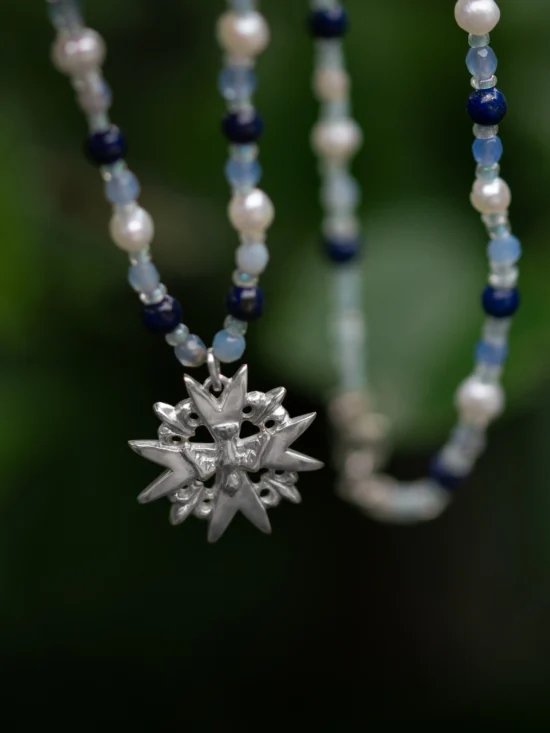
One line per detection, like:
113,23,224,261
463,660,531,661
129,365,323,542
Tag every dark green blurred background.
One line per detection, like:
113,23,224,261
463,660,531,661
0,0,549,728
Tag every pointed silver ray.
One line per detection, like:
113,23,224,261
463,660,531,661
262,413,324,472
129,440,197,503
136,469,187,505
208,472,271,543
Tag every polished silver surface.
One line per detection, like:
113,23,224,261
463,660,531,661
206,348,222,393
130,364,323,542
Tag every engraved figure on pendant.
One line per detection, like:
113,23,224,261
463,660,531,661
130,366,323,542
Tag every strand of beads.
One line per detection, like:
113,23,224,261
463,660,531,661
335,0,519,523
215,0,273,363
428,0,519,493
309,3,392,495
47,0,210,367
309,1,367,391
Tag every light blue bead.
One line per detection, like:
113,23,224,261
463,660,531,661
225,158,262,190
105,169,141,205
230,0,256,12
175,334,207,367
475,340,509,366
218,66,257,103
488,234,522,264
466,46,498,80
213,330,246,364
472,136,503,166
48,0,83,31
128,261,161,294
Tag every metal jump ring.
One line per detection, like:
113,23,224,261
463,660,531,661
206,348,223,393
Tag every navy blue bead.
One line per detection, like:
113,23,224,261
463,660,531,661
482,285,520,319
222,110,264,144
467,88,507,126
226,286,264,322
324,236,362,264
85,125,128,166
142,296,182,335
429,457,466,492
309,8,349,38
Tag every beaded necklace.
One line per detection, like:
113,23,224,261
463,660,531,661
46,0,323,542
310,0,520,523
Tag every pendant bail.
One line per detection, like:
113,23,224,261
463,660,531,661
207,348,223,393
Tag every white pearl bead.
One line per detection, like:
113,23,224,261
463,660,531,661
454,0,501,35
312,119,362,162
236,242,270,276
455,376,504,427
313,68,349,101
109,205,155,253
228,188,274,236
217,11,270,60
52,29,106,76
470,177,511,214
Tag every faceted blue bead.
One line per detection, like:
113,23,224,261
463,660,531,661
48,0,82,31
309,8,349,38
475,340,509,366
128,261,160,294
482,286,520,319
467,88,507,126
472,136,503,166
429,456,466,492
225,158,262,190
86,126,127,166
222,110,263,144
213,330,246,364
487,234,522,263
218,66,257,103
105,169,141,205
466,46,498,80
324,236,362,264
226,286,264,322
142,296,182,335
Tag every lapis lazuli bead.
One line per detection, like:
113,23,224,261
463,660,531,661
324,236,361,264
472,136,503,166
429,456,466,492
466,46,498,80
467,88,507,126
488,234,522,264
482,286,520,319
86,126,127,166
309,8,349,38
142,296,182,335
222,110,264,144
475,340,509,367
226,286,264,322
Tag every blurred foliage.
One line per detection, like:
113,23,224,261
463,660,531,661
1,1,550,727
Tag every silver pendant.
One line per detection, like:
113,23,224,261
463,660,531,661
130,364,323,542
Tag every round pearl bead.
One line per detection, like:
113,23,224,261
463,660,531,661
313,68,350,102
217,11,270,60
110,205,155,253
470,177,511,215
455,376,504,427
312,119,362,162
228,188,274,236
454,0,501,35
52,29,106,76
